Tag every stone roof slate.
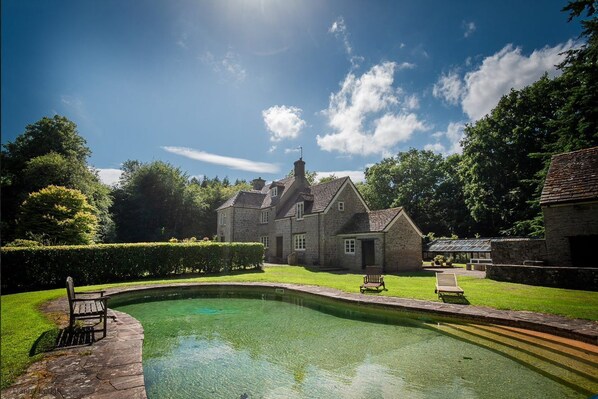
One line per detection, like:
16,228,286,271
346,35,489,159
337,207,403,234
540,146,598,206
216,191,265,210
278,177,349,218
261,176,294,208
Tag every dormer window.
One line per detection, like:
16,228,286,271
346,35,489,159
338,201,345,211
296,202,304,220
271,187,278,197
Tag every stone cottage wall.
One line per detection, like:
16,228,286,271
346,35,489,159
385,214,422,272
491,240,547,265
322,184,368,266
231,207,260,242
216,208,233,242
543,202,598,266
336,234,384,272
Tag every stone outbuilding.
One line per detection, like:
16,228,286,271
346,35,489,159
216,158,423,272
540,146,598,267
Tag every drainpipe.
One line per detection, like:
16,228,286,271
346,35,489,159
317,213,321,265
231,208,235,242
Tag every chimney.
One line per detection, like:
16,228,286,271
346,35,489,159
294,158,305,180
251,177,265,191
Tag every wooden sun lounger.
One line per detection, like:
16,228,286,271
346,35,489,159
66,277,110,338
435,272,464,298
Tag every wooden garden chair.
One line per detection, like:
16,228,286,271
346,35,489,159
66,277,110,338
435,272,464,298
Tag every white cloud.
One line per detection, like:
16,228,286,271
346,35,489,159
162,146,280,174
432,70,464,106
463,21,476,38
397,62,416,70
199,50,246,82
317,62,428,156
316,170,365,183
433,41,575,121
462,42,574,120
403,94,419,110
284,147,301,154
262,105,306,142
425,122,465,155
95,168,122,186
329,16,363,69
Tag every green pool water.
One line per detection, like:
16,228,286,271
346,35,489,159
113,289,585,399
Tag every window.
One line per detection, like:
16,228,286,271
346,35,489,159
261,210,269,224
271,186,278,197
219,212,226,226
294,233,306,251
345,239,355,254
338,201,345,211
260,236,269,248
296,202,304,220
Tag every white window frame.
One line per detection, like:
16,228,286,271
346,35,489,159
296,202,304,220
260,210,269,224
271,186,278,197
338,201,345,211
220,212,226,226
294,233,306,251
260,236,269,248
344,239,356,254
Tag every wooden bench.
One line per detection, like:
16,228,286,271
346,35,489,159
66,277,110,338
360,268,386,293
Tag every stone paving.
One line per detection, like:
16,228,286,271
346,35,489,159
2,281,597,398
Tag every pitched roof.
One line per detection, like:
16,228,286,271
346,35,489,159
261,176,295,208
540,146,598,206
337,207,403,234
278,177,349,218
216,191,265,210
423,237,534,253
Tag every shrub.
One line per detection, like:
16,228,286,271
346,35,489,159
434,255,446,265
1,242,264,292
4,239,42,248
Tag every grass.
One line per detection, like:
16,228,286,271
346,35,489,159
2,264,598,389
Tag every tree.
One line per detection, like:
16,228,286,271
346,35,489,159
1,116,114,242
550,0,598,152
16,185,98,245
460,76,564,237
359,149,471,236
316,174,338,184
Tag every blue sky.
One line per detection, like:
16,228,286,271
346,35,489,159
1,0,581,185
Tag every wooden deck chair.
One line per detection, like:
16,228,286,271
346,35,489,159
435,272,464,298
66,277,110,338
360,267,386,293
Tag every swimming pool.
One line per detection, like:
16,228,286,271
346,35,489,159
112,286,596,398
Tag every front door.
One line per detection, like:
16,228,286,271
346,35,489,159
276,236,283,259
362,240,375,269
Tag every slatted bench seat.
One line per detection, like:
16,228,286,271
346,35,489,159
66,277,110,338
360,271,386,293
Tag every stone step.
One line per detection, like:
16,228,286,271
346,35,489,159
432,322,598,396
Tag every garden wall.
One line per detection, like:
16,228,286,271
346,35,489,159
486,264,598,291
491,239,547,265
1,242,264,293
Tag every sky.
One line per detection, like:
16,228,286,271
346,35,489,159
1,0,582,186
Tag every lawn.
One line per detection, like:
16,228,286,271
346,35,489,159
2,264,597,389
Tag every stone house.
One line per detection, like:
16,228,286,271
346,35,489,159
216,158,423,272
540,146,598,267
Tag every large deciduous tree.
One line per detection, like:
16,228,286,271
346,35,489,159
360,149,472,236
17,185,98,245
1,116,114,242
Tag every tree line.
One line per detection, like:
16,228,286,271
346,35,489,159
1,115,250,245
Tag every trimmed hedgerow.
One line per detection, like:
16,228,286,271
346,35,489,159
1,242,263,292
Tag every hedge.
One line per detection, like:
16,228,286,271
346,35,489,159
1,242,264,292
